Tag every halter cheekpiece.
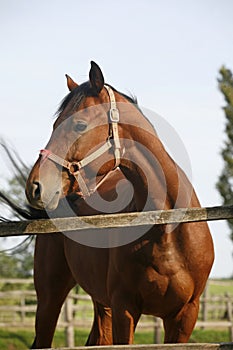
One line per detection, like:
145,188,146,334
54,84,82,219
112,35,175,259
40,85,121,198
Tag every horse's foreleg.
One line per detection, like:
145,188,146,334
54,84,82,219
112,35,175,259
111,292,141,344
163,298,199,343
31,235,76,349
85,301,112,345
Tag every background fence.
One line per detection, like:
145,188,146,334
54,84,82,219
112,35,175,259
0,279,232,347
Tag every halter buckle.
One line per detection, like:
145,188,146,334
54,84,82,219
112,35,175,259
109,108,120,122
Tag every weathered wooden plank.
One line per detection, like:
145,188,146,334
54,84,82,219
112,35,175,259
0,278,33,284
35,343,233,350
0,205,233,237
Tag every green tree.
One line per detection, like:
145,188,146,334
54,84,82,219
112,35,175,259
0,249,33,278
216,66,233,242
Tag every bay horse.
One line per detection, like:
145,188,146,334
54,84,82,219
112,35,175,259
25,61,214,347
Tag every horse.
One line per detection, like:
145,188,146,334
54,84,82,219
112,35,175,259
25,61,214,347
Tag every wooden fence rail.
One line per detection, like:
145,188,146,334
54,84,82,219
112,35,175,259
0,205,233,237
35,345,233,350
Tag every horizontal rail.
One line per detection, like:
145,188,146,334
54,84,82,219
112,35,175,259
35,344,233,350
0,278,33,284
0,205,233,237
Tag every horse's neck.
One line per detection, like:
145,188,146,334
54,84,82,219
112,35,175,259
121,124,198,211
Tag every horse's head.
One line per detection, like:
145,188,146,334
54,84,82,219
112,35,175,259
26,61,138,210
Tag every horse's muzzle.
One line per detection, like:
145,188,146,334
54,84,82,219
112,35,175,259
26,178,61,211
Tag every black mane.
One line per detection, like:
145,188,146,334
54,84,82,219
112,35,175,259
55,81,157,134
56,82,138,116
56,81,90,115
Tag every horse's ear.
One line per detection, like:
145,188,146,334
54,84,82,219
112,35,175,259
89,61,104,94
65,74,78,91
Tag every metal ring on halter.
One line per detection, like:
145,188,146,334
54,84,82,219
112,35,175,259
67,162,81,175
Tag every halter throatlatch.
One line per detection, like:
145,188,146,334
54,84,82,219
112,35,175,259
104,85,121,168
40,85,121,198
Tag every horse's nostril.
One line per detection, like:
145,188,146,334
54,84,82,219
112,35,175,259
33,182,42,200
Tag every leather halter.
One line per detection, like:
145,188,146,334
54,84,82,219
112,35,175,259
40,85,121,198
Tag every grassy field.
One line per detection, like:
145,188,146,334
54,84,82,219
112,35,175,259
0,328,231,350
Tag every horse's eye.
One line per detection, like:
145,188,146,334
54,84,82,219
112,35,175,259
74,121,87,133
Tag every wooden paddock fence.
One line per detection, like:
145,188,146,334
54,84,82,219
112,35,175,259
0,279,232,347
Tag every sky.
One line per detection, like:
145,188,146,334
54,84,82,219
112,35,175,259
0,0,233,277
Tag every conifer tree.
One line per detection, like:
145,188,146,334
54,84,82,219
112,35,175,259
216,66,233,241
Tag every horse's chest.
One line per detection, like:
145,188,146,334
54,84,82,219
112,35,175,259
140,265,194,317
129,242,194,316
131,239,183,275
151,245,183,274
117,241,192,314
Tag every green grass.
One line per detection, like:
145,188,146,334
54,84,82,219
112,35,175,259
190,329,231,343
208,279,233,296
0,328,231,350
0,328,89,350
0,329,33,350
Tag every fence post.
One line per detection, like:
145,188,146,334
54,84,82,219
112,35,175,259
154,317,162,343
201,282,209,329
64,296,74,347
226,292,233,341
20,294,26,323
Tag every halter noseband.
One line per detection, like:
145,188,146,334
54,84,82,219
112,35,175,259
40,85,121,198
